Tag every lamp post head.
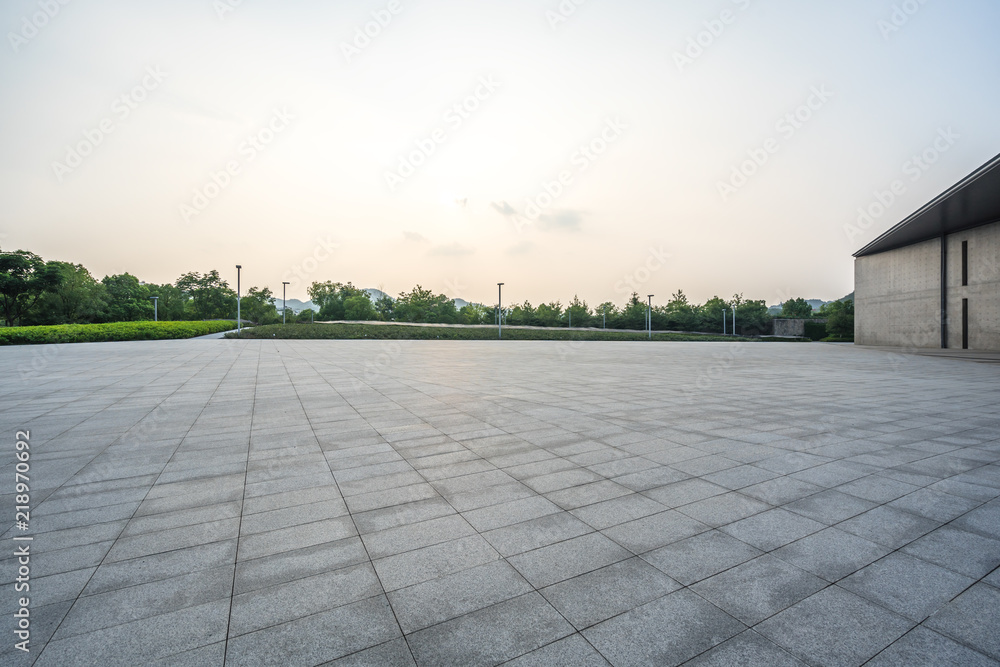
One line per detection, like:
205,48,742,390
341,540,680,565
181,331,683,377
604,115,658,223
236,264,241,270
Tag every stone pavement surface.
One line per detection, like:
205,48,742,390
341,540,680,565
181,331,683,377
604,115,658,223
1,339,999,666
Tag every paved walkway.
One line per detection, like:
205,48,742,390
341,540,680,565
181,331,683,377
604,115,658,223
1,340,998,666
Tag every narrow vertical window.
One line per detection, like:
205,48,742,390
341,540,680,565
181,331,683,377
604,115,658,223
961,240,968,286
962,298,969,350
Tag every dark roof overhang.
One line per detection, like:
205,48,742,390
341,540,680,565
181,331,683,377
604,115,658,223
853,152,1000,258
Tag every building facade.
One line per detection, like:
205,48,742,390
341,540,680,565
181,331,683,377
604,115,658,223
854,154,1000,351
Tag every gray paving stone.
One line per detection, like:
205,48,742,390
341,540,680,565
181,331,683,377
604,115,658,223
224,595,401,667
784,488,877,525
237,516,357,560
756,586,914,667
901,525,1000,579
771,527,890,582
483,512,593,557
406,591,573,666
34,598,230,667
865,626,1000,667
887,487,981,522
234,536,368,594
583,588,745,667
5,340,1000,666
362,513,474,559
838,505,940,549
374,534,500,591
602,509,710,554
541,557,680,629
719,508,824,552
925,583,1000,661
508,532,632,588
570,493,668,530
502,633,611,666
642,478,729,508
325,638,416,666
229,562,382,636
676,492,770,528
683,629,807,666
387,560,533,633
88,539,238,594
642,529,763,586
692,555,827,625
840,552,974,621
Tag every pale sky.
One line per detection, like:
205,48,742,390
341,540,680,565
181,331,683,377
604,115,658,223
2,0,998,306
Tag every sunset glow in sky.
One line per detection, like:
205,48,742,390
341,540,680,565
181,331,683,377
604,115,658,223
2,0,999,305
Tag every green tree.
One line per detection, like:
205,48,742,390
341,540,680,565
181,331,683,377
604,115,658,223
594,302,618,328
460,303,491,325
0,249,64,326
344,294,375,320
394,285,458,323
534,301,563,327
308,281,367,320
731,294,772,335
565,295,591,327
240,286,279,324
296,308,316,323
101,273,152,322
697,296,729,333
661,290,697,331
780,297,813,319
621,293,646,330
374,293,394,321
175,270,236,319
820,298,854,338
508,301,535,326
25,261,107,325
147,283,187,321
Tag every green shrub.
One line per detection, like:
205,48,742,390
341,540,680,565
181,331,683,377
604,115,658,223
803,320,827,341
227,323,764,342
0,320,236,345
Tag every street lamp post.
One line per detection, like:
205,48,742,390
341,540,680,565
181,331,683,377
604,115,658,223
647,295,654,340
497,283,504,339
282,281,290,324
236,265,241,332
149,296,158,322
732,306,736,336
723,309,727,335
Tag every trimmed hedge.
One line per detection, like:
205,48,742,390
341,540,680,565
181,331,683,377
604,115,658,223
0,321,236,345
225,323,808,342
803,320,828,341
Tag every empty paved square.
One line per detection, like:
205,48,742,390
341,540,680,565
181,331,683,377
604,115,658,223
2,340,999,666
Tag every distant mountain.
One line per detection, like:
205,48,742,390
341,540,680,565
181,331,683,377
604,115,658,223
270,298,316,313
768,298,844,315
364,288,390,302
454,298,469,309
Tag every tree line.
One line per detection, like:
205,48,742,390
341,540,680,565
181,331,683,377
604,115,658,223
1,247,852,336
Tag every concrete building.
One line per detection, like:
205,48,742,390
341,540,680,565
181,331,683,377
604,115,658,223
854,153,1000,351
